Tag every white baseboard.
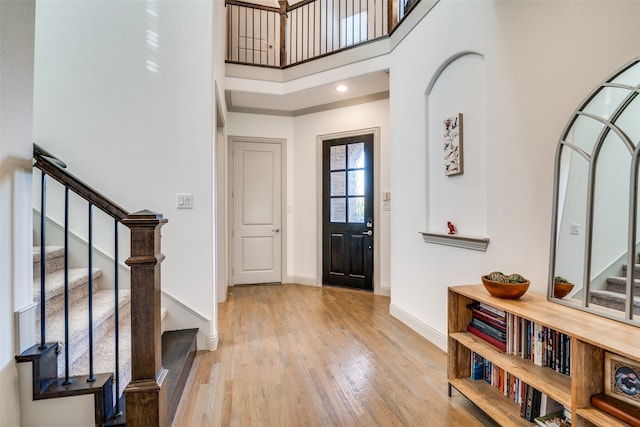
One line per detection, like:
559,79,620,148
389,303,447,351
376,286,391,297
290,276,320,287
208,334,219,351
161,290,212,351
14,302,37,354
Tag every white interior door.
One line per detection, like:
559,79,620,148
233,140,282,284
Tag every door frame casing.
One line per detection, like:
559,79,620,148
316,127,382,294
228,135,288,286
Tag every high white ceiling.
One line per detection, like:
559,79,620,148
226,71,389,116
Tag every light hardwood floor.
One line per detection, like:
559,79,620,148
172,284,497,426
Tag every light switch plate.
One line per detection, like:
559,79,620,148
176,193,193,209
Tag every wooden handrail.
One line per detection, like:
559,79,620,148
226,0,279,13
33,143,67,168
286,0,314,11
33,143,129,221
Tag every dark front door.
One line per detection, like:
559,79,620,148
322,134,373,290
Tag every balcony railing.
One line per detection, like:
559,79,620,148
226,0,419,68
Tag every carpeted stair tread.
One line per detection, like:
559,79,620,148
605,275,640,296
69,311,132,403
32,245,64,264
590,289,640,315
32,245,65,279
40,289,131,377
606,275,640,286
34,267,101,304
622,263,640,276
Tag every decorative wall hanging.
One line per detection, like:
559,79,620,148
443,113,463,176
605,352,640,408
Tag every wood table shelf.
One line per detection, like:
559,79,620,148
449,377,532,427
448,284,640,427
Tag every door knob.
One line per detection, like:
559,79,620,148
272,228,280,233
363,230,373,236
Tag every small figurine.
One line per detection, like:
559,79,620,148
447,221,457,235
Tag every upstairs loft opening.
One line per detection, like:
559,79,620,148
226,0,421,68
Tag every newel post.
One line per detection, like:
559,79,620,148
122,210,169,427
279,0,287,67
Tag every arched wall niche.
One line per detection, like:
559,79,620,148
421,52,489,251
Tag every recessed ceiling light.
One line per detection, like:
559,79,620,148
336,85,348,93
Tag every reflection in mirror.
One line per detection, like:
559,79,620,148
554,145,588,304
589,132,631,321
550,57,640,325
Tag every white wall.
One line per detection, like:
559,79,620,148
33,0,218,347
0,1,35,426
389,0,640,348
227,98,390,292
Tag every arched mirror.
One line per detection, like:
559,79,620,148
550,57,640,324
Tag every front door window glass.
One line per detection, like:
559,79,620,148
329,141,367,223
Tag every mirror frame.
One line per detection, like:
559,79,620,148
549,57,640,325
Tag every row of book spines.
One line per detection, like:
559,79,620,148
505,314,572,376
471,351,571,424
467,301,571,376
471,352,526,403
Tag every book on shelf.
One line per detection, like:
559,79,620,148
518,383,563,422
539,393,564,416
467,324,507,352
525,386,542,421
471,352,484,380
484,357,492,383
520,383,529,418
533,323,544,367
470,317,507,341
476,302,506,318
534,411,570,426
471,307,507,330
591,393,640,427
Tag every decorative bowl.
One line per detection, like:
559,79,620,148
481,275,530,299
553,282,574,299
